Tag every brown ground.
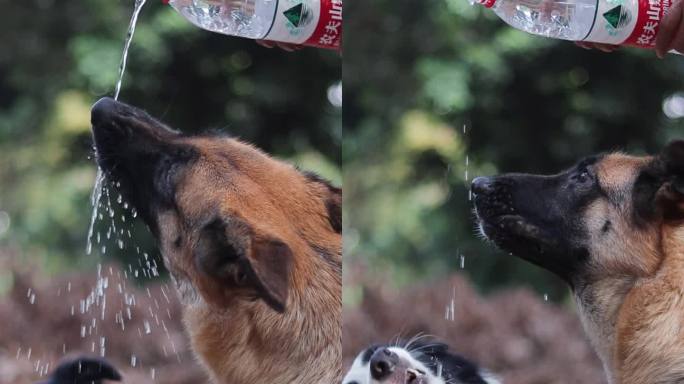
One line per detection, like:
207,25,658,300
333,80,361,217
0,253,205,384
343,265,607,384
0,253,606,384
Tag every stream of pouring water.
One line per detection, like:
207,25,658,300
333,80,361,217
113,0,147,101
87,0,147,255
16,2,179,378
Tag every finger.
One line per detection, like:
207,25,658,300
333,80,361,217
279,43,305,51
575,41,593,50
656,0,684,57
256,40,276,48
667,9,684,55
276,42,295,52
595,43,619,52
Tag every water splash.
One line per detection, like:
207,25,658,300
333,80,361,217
87,0,147,254
86,167,105,255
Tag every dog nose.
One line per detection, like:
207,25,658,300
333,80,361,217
91,97,119,126
471,176,495,194
370,348,398,380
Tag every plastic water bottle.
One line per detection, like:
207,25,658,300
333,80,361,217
165,0,342,49
477,0,675,50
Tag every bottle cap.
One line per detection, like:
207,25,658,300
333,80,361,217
477,0,497,8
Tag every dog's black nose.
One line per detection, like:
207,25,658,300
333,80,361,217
471,176,495,194
370,348,398,380
91,97,119,126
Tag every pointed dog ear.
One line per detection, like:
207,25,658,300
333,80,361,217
633,140,684,225
194,217,292,313
244,236,292,313
326,186,342,233
662,140,684,192
657,140,684,219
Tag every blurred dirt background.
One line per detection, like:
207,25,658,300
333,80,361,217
343,265,606,384
0,250,205,384
0,251,607,384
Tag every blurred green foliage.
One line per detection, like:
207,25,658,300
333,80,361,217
344,0,684,300
0,0,340,273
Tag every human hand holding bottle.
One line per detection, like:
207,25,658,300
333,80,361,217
655,0,684,57
577,0,684,57
165,0,342,50
256,40,304,52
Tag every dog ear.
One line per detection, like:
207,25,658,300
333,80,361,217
49,356,122,384
195,217,291,313
633,141,684,225
243,235,292,313
662,140,684,192
326,186,342,233
303,171,342,233
656,140,684,219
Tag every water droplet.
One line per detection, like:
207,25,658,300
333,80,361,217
86,168,105,255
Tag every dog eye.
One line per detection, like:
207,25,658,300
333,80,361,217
235,270,248,285
602,220,611,233
574,170,592,184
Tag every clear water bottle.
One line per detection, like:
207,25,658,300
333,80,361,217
477,0,675,50
166,0,342,49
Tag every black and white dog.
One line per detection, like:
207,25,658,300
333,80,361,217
343,340,500,384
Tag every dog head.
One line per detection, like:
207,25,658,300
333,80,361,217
472,140,684,288
90,97,341,313
343,341,498,384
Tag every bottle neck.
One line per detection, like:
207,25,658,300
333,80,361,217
477,0,497,8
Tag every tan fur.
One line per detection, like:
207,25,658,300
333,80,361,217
577,153,684,383
157,137,341,383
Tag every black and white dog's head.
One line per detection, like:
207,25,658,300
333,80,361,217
343,340,500,384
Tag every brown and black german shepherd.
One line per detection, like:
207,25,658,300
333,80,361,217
90,97,342,383
473,140,684,384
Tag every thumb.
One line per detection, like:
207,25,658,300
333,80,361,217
656,0,684,57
